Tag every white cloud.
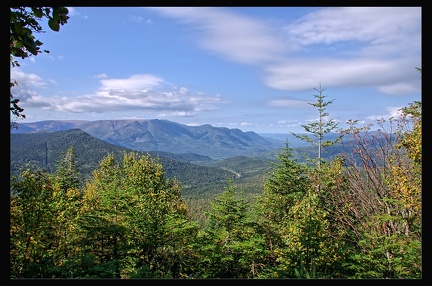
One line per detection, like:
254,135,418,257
67,7,88,19
286,7,420,48
275,119,302,128
99,74,165,90
146,7,421,96
146,7,288,65
66,7,78,16
277,119,298,124
128,15,153,24
267,98,309,108
263,57,420,92
17,71,226,117
94,73,108,79
386,106,405,118
10,69,46,88
366,106,405,122
377,82,420,95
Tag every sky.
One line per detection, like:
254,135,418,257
10,6,422,134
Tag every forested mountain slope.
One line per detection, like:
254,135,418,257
11,119,282,159
10,129,235,195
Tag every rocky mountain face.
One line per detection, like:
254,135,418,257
12,119,283,159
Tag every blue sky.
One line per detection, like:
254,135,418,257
11,7,422,134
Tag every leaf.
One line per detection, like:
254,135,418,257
48,18,60,32
31,7,43,18
22,35,38,56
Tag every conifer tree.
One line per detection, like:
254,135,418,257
198,181,265,278
53,146,81,190
251,141,309,277
291,84,342,169
49,147,83,277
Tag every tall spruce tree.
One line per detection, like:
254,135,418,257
291,84,342,170
53,146,81,191
251,141,309,277
197,181,265,278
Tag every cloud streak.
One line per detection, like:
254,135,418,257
12,72,226,116
10,7,420,132
146,7,289,65
147,7,421,95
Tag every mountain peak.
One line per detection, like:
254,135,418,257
12,119,282,159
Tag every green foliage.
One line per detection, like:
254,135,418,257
10,100,421,278
197,181,267,278
398,101,421,165
255,141,309,228
10,129,267,226
10,7,69,121
346,216,422,278
10,150,82,278
53,146,81,190
291,84,343,168
10,169,54,278
277,190,337,278
79,151,198,278
251,141,310,277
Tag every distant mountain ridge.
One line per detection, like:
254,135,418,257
12,119,284,159
10,129,236,194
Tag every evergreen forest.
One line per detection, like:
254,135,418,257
10,100,421,279
10,7,421,279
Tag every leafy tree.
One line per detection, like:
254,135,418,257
10,169,54,278
10,7,69,125
277,190,330,278
340,101,421,278
48,147,83,278
279,158,356,278
10,147,84,278
79,152,198,278
258,145,347,278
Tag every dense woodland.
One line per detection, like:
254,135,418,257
10,99,421,279
10,7,421,279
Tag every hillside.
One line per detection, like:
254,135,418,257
11,119,282,159
10,129,235,195
11,128,279,224
10,124,391,225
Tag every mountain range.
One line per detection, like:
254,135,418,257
10,128,245,194
10,119,393,224
11,119,291,159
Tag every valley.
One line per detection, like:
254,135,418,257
10,119,357,224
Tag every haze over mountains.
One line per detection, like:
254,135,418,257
10,118,374,207
10,127,281,207
12,119,303,159
10,118,400,226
